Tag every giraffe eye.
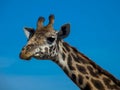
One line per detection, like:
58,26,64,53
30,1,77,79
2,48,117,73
47,37,55,44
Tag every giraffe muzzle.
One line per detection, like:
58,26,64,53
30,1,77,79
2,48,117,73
19,51,32,60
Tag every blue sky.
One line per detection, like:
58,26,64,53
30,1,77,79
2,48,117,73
0,0,120,90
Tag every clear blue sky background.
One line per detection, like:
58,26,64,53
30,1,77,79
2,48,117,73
0,0,120,90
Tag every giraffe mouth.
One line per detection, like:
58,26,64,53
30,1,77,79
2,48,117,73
19,48,40,60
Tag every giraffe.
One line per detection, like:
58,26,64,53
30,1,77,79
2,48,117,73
19,15,120,90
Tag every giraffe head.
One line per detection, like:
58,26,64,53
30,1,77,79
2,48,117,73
19,15,70,60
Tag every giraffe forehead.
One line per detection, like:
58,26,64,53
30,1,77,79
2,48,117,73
34,29,57,38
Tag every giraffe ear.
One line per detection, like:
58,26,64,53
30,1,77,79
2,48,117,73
58,23,70,39
23,27,35,39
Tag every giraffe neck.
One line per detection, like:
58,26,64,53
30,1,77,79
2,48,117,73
53,41,120,90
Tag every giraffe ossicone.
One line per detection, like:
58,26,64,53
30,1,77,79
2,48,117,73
20,15,120,90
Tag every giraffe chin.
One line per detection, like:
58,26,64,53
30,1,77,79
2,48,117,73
22,56,31,60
